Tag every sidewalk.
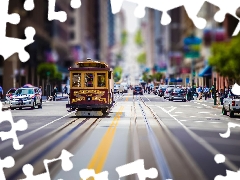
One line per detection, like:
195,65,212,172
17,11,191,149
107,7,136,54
42,93,69,102
191,98,223,109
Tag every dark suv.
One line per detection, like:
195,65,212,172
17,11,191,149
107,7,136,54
133,86,143,95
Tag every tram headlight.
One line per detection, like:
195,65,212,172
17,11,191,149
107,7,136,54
87,97,91,101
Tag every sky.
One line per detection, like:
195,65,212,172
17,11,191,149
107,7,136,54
121,1,140,34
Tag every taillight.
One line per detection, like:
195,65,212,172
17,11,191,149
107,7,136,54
232,101,235,106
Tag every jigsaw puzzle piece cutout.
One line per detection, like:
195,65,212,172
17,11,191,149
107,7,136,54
0,156,15,180
214,154,240,180
0,26,35,62
24,0,35,11
79,169,109,180
220,122,240,138
116,159,158,180
0,108,28,150
0,0,20,37
110,0,206,27
20,149,74,180
70,0,81,9
48,0,67,22
21,164,51,180
206,0,240,23
182,0,207,29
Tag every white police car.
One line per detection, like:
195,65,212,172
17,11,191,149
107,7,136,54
10,87,42,110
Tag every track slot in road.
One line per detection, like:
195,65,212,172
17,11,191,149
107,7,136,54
135,96,173,180
5,117,101,180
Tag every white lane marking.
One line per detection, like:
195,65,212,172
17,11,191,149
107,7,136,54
180,120,187,122
198,112,210,114
168,107,177,113
190,116,196,117
172,115,178,117
0,111,74,151
175,112,183,114
195,121,204,123
180,105,191,107
209,122,222,124
157,106,239,172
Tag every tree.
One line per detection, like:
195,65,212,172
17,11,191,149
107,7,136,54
154,72,163,81
113,66,123,82
137,52,146,65
135,30,144,47
209,34,240,82
37,62,62,82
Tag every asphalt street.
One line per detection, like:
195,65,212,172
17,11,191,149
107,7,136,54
1,92,240,180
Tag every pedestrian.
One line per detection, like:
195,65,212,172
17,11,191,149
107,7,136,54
39,86,42,103
52,86,58,101
203,86,209,100
64,85,67,94
0,85,3,100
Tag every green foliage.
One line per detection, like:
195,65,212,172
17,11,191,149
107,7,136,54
137,52,146,65
154,72,163,81
121,30,128,46
113,66,123,82
37,63,62,81
209,35,240,80
142,73,148,82
135,30,144,47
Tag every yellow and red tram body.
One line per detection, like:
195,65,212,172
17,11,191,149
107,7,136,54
66,59,114,116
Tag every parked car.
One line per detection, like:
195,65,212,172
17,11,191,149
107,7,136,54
114,84,120,94
9,87,42,110
5,88,17,101
169,88,186,102
133,86,143,95
222,90,240,118
163,87,174,99
158,87,167,97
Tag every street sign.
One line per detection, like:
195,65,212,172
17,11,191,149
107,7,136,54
183,35,202,58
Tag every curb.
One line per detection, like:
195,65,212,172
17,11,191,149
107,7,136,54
2,106,10,111
212,105,223,109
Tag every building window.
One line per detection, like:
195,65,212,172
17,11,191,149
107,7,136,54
70,32,75,39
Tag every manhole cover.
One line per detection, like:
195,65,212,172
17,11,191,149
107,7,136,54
207,118,221,121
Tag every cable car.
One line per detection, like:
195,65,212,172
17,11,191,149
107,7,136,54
66,58,114,116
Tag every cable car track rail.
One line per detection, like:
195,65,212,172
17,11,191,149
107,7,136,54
5,116,102,180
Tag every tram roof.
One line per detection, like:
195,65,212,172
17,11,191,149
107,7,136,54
75,59,109,68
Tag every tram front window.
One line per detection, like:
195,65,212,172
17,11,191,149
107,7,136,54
85,73,94,87
72,73,81,87
97,73,106,87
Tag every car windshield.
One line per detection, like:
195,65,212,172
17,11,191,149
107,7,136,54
135,87,142,90
15,89,34,95
8,89,16,94
174,89,185,93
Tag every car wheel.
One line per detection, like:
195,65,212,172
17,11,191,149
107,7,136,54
10,107,15,110
31,101,35,109
19,107,22,110
229,110,234,118
222,107,227,115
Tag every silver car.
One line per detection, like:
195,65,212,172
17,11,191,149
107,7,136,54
163,87,174,99
169,88,186,102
